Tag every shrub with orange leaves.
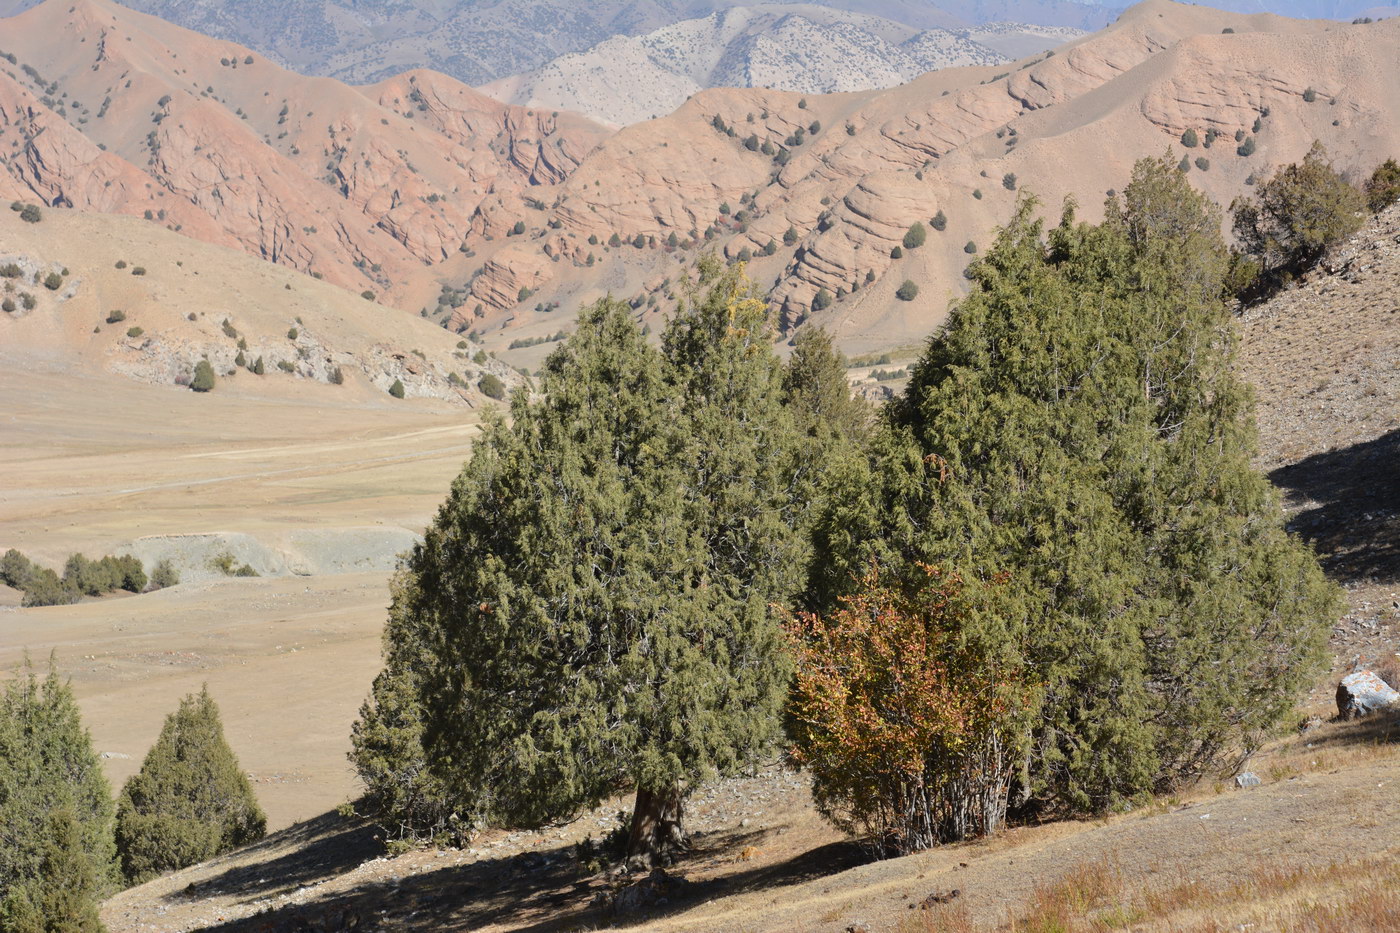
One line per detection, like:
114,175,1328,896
785,563,1028,855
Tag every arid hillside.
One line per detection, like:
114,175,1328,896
0,204,520,403
0,0,610,301
478,0,1400,357
2,0,1397,363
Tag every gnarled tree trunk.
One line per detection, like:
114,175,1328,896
626,786,686,869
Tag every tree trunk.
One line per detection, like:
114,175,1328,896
626,786,686,870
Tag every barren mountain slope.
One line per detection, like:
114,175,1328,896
461,1,1400,358
482,5,1033,127
0,204,519,403
0,0,610,299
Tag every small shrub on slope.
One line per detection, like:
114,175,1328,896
116,688,266,884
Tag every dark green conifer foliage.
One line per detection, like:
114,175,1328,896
811,158,1337,815
190,360,216,393
1232,141,1363,285
355,264,808,865
0,808,106,933
115,688,266,884
782,327,870,453
0,661,117,928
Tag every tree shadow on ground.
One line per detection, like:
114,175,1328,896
1268,427,1400,584
194,823,870,933
168,811,380,905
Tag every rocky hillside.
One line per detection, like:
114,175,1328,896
0,0,610,301
457,1,1400,356
0,203,520,403
3,0,1399,364
1238,202,1400,590
482,5,1048,127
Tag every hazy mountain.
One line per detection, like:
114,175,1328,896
482,5,1083,126
0,0,1117,85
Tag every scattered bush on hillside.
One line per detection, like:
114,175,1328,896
126,326,144,339
1303,87,1317,102
330,366,345,385
388,378,406,399
1181,128,1199,148
890,245,904,259
903,222,926,250
811,288,833,312
1195,157,1210,171
1,299,13,313
106,309,126,324
1003,173,1018,191
130,267,146,276
1232,141,1364,293
931,210,947,231
208,552,257,577
191,359,216,392
1364,158,1400,212
149,560,179,590
973,188,983,200
0,661,117,929
964,241,978,254
786,564,1026,854
508,331,567,350
115,260,127,269
116,688,266,884
286,327,298,341
18,204,41,224
895,280,919,301
43,272,62,291
1237,136,1256,157
0,263,20,278
477,373,506,400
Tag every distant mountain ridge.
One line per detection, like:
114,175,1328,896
482,5,1083,126
0,0,1118,86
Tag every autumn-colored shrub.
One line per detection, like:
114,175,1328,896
785,563,1026,855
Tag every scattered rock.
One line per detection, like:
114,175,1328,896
920,889,960,908
1336,670,1400,720
1234,772,1262,788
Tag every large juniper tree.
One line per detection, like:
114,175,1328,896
810,158,1338,815
354,262,822,865
0,660,116,931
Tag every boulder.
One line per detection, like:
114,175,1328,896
1336,670,1400,720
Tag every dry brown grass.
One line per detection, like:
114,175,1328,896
901,855,1400,932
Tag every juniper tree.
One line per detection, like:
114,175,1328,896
0,660,117,927
810,158,1337,816
0,808,106,933
355,264,810,866
116,687,266,883
1232,141,1363,284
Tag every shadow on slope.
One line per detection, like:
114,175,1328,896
170,811,380,904
1269,427,1400,584
194,821,868,933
